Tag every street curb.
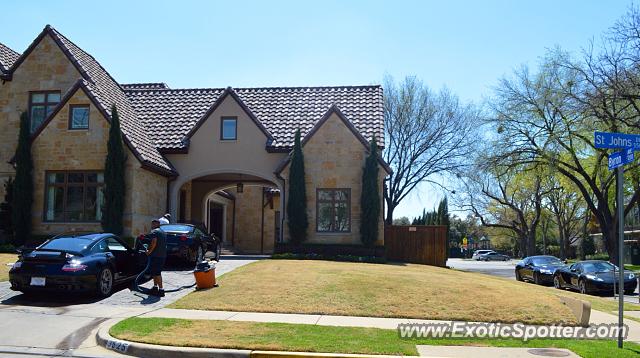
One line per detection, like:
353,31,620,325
97,319,251,358
96,319,421,358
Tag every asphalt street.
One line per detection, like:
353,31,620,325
447,258,640,303
0,256,260,358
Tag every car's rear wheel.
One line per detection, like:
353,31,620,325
97,267,113,297
515,269,523,281
553,275,562,289
625,288,635,295
579,279,588,295
533,272,541,285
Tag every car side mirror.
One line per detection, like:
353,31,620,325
570,268,576,272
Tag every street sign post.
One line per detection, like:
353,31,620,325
594,131,639,349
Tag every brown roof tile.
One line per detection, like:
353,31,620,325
0,42,20,73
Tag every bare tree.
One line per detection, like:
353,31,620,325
545,181,587,260
461,163,547,257
383,76,478,224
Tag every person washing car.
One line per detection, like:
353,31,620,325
146,218,167,297
158,213,171,225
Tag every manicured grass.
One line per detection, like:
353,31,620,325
171,260,576,325
0,253,18,282
111,317,640,358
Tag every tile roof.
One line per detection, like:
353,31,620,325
4,25,385,175
44,26,174,174
0,42,20,73
124,85,384,150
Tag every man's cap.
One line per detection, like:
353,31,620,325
164,213,171,218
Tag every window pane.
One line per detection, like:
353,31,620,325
335,202,350,231
65,186,84,221
222,119,236,139
47,93,61,103
31,93,45,103
71,107,89,129
30,106,46,132
47,173,65,184
335,190,349,201
68,173,84,183
46,186,65,221
318,190,333,201
85,187,98,221
317,202,333,232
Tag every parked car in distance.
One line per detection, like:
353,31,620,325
478,252,510,261
9,233,146,297
553,260,637,295
515,255,566,284
472,250,495,260
139,223,220,264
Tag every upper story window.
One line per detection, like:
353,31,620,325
316,188,351,233
221,117,237,140
69,105,90,129
29,91,61,132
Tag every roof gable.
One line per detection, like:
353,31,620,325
275,104,392,174
183,87,274,144
4,25,174,175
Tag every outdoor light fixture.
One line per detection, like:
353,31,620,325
236,182,244,193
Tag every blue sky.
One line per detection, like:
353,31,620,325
0,1,633,219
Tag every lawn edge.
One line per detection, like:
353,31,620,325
97,318,417,358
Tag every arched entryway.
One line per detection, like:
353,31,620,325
169,171,283,254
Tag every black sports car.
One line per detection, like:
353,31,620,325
553,260,637,295
138,223,220,264
9,233,146,297
515,255,566,285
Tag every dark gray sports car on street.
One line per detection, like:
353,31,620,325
515,255,566,285
553,260,637,295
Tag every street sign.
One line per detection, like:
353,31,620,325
608,148,634,170
594,131,640,150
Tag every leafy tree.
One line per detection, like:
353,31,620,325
392,216,410,225
102,105,126,235
360,138,381,246
287,129,308,244
12,112,33,246
0,177,14,242
383,75,479,224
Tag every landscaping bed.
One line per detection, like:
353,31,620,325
171,260,577,325
111,317,640,358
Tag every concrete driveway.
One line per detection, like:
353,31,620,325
0,256,260,357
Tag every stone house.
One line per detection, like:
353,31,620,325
0,25,391,253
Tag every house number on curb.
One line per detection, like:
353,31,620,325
106,339,129,353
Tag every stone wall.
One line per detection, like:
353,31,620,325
0,34,81,200
30,87,166,237
280,113,386,246
232,185,279,254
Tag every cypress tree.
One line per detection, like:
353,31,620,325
12,112,33,246
360,138,381,246
102,105,126,235
287,129,308,244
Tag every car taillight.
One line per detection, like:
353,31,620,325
62,262,88,272
179,235,188,242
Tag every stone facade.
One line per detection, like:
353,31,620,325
0,34,81,200
280,112,386,246
30,87,167,237
232,185,279,254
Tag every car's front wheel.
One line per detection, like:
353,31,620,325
96,267,114,297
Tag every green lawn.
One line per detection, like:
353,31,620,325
171,260,577,325
0,253,18,282
111,317,640,358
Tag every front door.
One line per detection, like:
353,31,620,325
209,203,224,242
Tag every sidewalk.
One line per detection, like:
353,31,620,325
139,307,640,342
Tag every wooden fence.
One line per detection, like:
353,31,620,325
384,225,447,267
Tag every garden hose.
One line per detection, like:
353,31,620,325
131,254,197,295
